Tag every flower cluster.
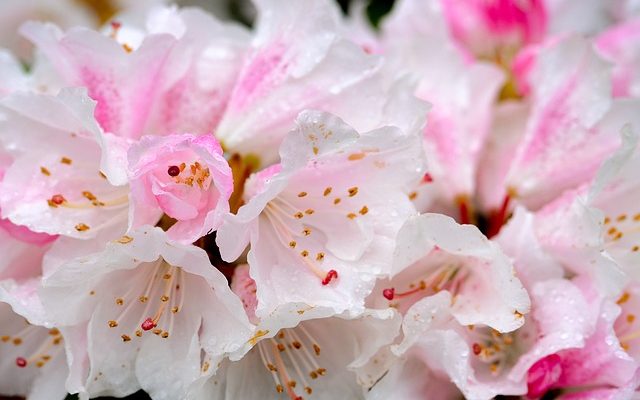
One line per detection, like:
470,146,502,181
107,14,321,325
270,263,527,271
1,0,640,399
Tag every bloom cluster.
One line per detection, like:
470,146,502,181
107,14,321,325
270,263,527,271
1,0,640,399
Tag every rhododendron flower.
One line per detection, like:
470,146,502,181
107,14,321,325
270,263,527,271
2,0,640,399
191,264,401,400
217,110,424,321
0,89,129,239
525,278,639,398
380,0,505,217
363,214,530,397
39,226,253,399
127,133,233,243
213,0,397,165
0,90,128,238
0,301,69,400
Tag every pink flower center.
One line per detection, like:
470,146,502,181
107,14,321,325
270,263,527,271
105,261,185,342
165,161,212,190
469,327,518,376
0,325,63,370
382,262,468,306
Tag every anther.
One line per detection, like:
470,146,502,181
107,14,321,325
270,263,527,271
75,223,90,232
108,320,118,328
348,187,358,197
121,335,131,342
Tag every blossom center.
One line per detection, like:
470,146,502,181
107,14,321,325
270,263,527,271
469,326,518,376
382,262,468,305
263,196,337,286
164,161,212,190
1,324,63,369
256,326,326,400
106,260,184,342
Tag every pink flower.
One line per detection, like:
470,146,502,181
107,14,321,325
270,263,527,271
214,0,397,165
524,279,638,398
381,0,505,217
441,0,547,58
192,264,401,400
217,110,424,322
0,89,129,239
481,35,639,214
128,134,233,243
39,226,253,399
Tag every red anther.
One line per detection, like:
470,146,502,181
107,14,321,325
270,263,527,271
16,357,27,368
141,318,156,331
321,270,338,285
167,165,180,177
110,21,122,30
472,343,482,355
422,173,433,183
51,194,65,205
382,288,395,300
